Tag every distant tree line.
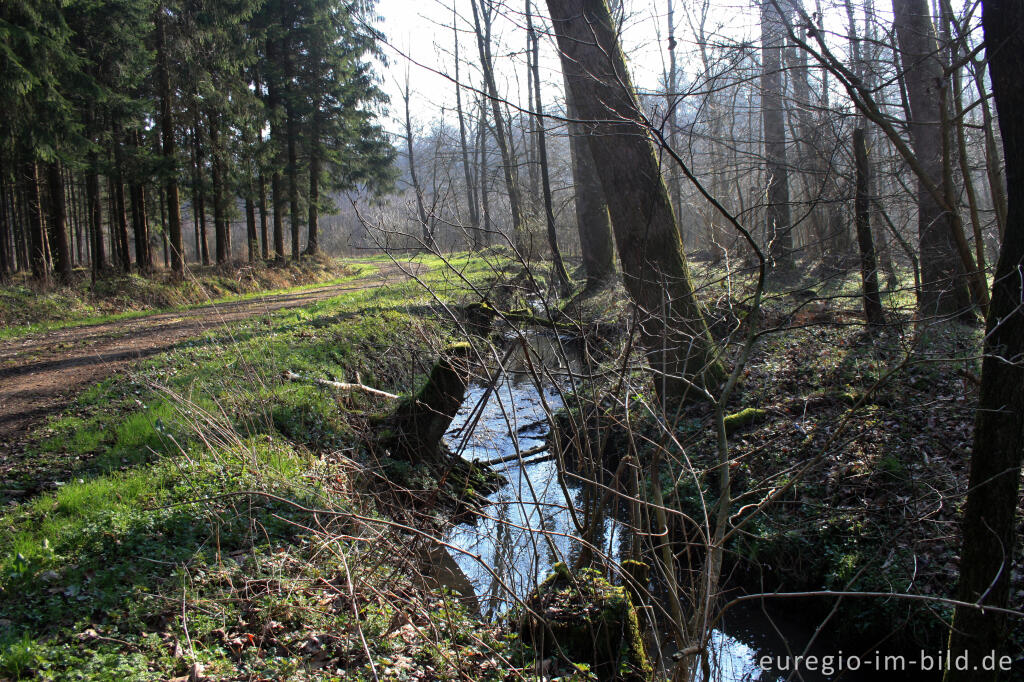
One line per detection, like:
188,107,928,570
0,0,395,283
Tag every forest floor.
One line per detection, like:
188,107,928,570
0,251,520,681
1,252,1020,680
0,258,421,476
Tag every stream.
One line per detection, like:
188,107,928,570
430,334,885,681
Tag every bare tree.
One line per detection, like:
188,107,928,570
526,0,570,293
401,73,433,245
944,0,1024,676
760,0,793,271
469,0,533,259
892,0,974,318
546,0,725,401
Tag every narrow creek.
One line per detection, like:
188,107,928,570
432,333,880,681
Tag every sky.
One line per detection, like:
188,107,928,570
369,0,967,137
372,0,762,135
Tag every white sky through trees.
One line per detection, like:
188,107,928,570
372,0,926,136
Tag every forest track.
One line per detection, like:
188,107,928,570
0,260,421,458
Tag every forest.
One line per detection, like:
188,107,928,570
0,0,1021,680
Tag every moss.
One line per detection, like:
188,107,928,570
723,407,767,435
522,565,651,681
384,344,474,458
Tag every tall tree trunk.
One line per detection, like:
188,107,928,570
790,16,830,259
665,0,684,242
258,174,269,260
245,193,257,263
191,117,210,265
565,79,615,288
306,116,321,255
272,173,285,262
209,111,227,264
477,98,493,246
68,169,83,268
265,37,285,263
853,129,883,326
14,177,29,272
0,176,12,280
892,0,973,319
402,77,431,245
453,13,481,250
943,0,1024,677
129,131,151,274
130,182,151,274
526,0,570,293
159,186,169,268
547,0,725,402
760,0,793,272
46,161,72,282
156,3,184,279
86,161,106,277
283,49,301,260
21,159,48,283
470,0,532,259
111,127,132,272
967,58,1008,239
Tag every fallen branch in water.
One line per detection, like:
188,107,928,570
481,443,548,466
282,370,400,400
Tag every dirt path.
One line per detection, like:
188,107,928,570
0,261,418,455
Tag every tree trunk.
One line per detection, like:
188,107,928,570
527,0,570,293
564,80,615,289
283,49,301,260
129,129,152,274
271,172,285,262
111,127,132,272
156,3,184,279
453,14,481,250
159,186,169,268
306,124,320,255
477,98,493,246
665,0,684,243
21,159,48,283
86,162,106,277
208,110,228,264
401,77,431,245
892,0,972,319
546,0,725,402
853,129,883,326
943,0,1024,677
760,0,793,272
190,118,210,265
46,161,72,282
258,174,269,260
245,192,257,263
0,176,12,280
130,182,151,274
470,0,532,259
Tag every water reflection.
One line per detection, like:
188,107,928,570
437,336,878,681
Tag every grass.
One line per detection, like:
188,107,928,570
0,250,527,680
0,256,380,340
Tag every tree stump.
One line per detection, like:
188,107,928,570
521,563,651,681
